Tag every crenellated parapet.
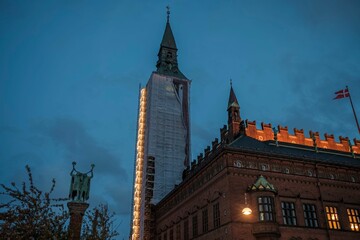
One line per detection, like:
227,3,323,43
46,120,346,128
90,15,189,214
244,119,359,154
183,118,359,181
183,136,224,180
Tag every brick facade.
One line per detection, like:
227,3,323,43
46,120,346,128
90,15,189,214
155,143,360,240
153,87,360,240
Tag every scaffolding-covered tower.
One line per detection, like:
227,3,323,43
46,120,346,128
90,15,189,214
130,9,191,240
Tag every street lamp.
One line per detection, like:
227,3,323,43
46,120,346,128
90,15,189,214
242,193,252,215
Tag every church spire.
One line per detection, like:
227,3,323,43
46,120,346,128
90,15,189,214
227,80,242,141
156,7,186,79
228,79,239,109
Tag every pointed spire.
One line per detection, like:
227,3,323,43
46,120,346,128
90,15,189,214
228,79,239,109
156,6,186,79
227,80,242,141
160,20,177,50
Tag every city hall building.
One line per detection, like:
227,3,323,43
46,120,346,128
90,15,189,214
130,12,360,240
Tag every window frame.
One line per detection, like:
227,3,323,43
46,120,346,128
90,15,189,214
184,219,189,240
325,206,341,230
347,208,360,231
202,208,208,233
303,203,319,228
192,214,198,237
281,201,297,226
213,202,221,228
258,196,275,222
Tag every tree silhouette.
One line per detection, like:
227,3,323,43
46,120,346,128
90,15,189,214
0,165,118,240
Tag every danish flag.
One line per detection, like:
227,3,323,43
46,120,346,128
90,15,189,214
333,88,349,100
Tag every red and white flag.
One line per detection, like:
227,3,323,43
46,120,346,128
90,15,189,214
333,88,349,100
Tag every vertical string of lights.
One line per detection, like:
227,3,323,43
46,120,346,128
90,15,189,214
131,88,147,240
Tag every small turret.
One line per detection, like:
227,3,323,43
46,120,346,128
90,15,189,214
227,80,241,141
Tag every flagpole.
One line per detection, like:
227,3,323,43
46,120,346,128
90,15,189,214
346,86,360,135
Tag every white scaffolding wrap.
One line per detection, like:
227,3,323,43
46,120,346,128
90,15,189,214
145,73,190,203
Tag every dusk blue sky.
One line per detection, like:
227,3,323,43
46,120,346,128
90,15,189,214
1,1,359,238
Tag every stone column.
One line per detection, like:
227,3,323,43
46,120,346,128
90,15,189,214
67,201,89,240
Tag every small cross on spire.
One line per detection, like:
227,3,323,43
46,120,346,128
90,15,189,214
230,78,233,87
166,6,170,23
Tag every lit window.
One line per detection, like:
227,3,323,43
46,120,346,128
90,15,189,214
192,215,198,237
281,202,297,225
258,196,275,221
202,208,208,233
213,202,220,228
326,206,341,229
303,204,318,228
347,208,360,231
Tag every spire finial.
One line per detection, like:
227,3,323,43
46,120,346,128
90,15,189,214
230,79,232,87
166,5,170,23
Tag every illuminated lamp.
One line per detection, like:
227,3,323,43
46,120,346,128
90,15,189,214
242,193,252,215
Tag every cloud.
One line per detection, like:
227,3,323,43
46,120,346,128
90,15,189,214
33,117,128,179
278,55,360,140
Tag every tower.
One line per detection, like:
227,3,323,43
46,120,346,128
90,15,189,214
227,81,241,141
130,9,191,240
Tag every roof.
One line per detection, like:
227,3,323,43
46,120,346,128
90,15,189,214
160,22,177,49
228,85,239,109
228,135,360,168
248,175,277,193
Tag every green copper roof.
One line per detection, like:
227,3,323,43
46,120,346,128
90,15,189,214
248,175,277,193
160,22,177,49
156,18,186,79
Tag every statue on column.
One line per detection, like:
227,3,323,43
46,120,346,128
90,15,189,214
69,161,95,202
67,162,95,240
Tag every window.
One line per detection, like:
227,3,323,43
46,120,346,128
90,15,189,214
326,206,341,229
202,208,208,233
303,204,318,228
281,202,297,225
164,232,167,240
192,215,198,237
258,196,275,221
347,208,360,231
184,219,189,240
213,202,220,228
176,224,180,240
261,164,269,171
169,229,174,240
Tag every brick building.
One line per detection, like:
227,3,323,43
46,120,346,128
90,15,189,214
154,86,360,240
130,11,360,240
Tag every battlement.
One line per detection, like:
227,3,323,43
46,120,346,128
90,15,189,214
183,119,359,180
245,119,359,154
